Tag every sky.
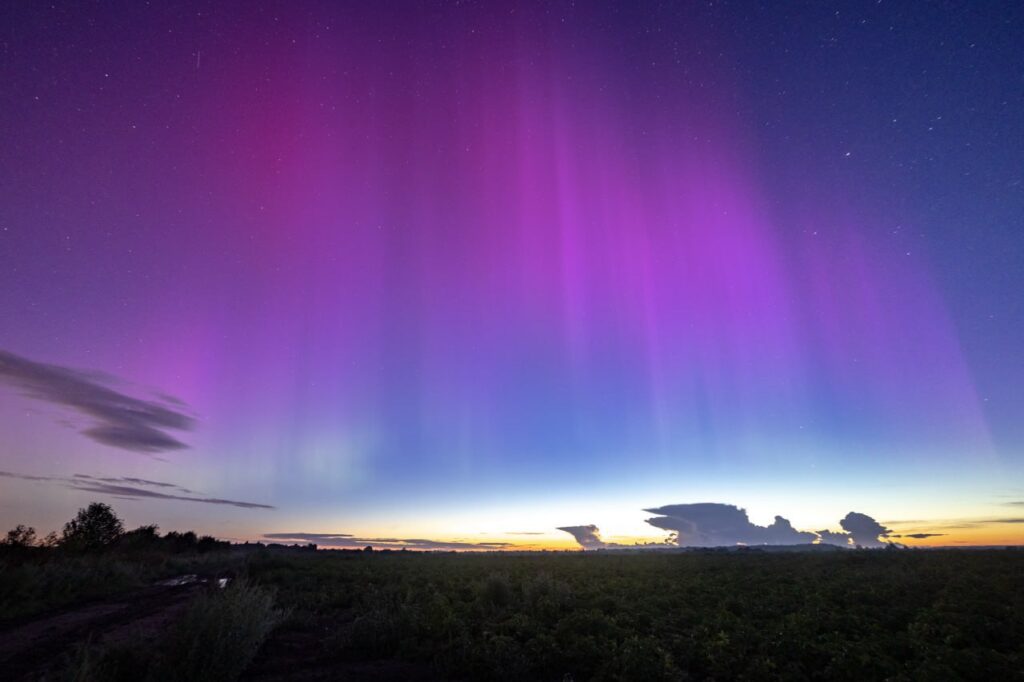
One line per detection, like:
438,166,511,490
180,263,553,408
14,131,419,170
1,1,1022,550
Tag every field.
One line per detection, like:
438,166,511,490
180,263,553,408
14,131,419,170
3,545,1022,681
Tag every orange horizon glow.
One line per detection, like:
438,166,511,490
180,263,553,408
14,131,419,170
236,522,1023,552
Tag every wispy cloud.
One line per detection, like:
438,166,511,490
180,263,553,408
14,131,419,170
0,470,273,510
72,473,195,494
263,532,515,551
887,516,1024,532
0,470,57,482
0,350,193,453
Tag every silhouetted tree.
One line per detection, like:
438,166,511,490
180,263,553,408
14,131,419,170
197,535,226,553
119,524,161,550
61,502,124,552
2,524,36,547
165,530,199,552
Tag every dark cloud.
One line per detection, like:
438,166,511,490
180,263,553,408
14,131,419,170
263,532,514,551
0,470,273,510
0,350,193,453
644,503,817,547
262,532,353,543
839,512,892,548
68,482,274,509
896,517,1024,531
559,503,900,550
73,474,194,494
816,530,853,546
557,525,607,549
0,470,58,482
893,533,946,539
505,531,546,536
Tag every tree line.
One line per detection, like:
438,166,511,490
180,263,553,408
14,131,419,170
1,502,230,555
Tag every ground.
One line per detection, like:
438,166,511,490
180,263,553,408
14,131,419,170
1,548,1022,681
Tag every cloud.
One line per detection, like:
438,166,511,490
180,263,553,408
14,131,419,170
0,470,273,510
0,470,58,482
816,530,853,546
892,533,946,539
884,515,1024,536
557,525,607,549
505,531,546,536
644,503,817,547
68,482,275,509
0,349,193,453
262,532,353,543
556,503,901,550
838,512,892,547
72,474,194,494
262,532,515,551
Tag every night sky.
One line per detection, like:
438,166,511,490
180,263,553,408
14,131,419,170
1,2,1022,549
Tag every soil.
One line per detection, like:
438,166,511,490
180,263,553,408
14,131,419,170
1,583,444,681
0,581,204,680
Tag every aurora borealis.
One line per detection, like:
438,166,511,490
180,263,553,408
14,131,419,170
1,2,1022,548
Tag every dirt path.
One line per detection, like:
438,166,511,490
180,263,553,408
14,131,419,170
0,581,204,680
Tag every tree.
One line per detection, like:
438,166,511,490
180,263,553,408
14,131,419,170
165,530,198,551
3,524,36,547
119,524,161,550
61,502,124,551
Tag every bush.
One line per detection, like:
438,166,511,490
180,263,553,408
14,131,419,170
154,578,284,681
58,578,283,681
0,555,149,621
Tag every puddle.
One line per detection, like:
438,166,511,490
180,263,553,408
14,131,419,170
155,575,231,589
156,574,201,587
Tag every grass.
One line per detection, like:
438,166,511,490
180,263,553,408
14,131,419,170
157,577,285,681
0,548,251,623
0,554,150,622
58,578,284,682
10,547,1023,680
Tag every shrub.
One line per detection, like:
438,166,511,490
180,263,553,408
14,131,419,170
0,555,148,621
62,636,152,682
479,572,513,611
154,578,284,681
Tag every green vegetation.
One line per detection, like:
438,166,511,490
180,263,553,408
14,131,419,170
249,549,1024,681
3,506,1022,680
0,504,238,622
62,578,284,682
59,503,125,552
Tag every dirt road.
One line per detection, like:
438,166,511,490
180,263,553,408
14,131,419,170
0,581,204,680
